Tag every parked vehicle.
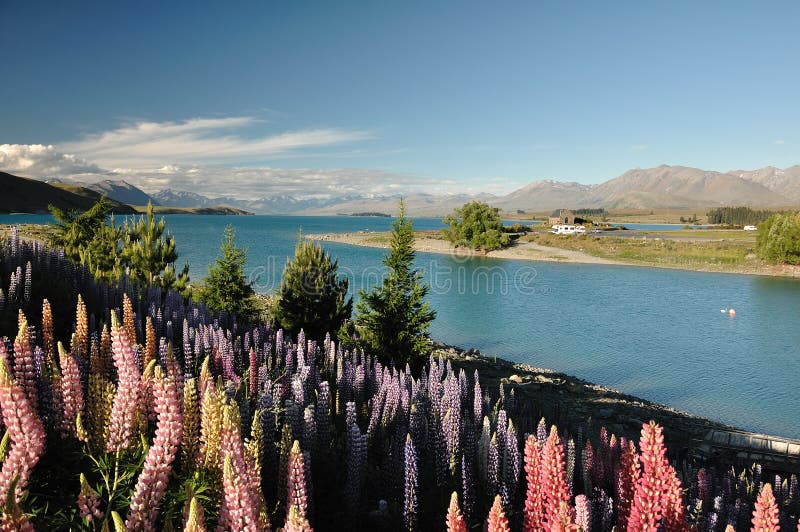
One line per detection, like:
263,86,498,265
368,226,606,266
552,224,577,235
743,225,757,231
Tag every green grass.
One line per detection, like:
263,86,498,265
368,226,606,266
525,232,754,271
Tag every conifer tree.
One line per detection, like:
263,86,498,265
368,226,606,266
196,225,258,322
355,200,436,366
120,202,190,293
49,196,123,282
272,234,352,340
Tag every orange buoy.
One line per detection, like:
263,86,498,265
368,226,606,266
728,308,736,316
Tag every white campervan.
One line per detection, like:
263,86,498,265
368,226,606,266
552,225,577,235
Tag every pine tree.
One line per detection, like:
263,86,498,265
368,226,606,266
49,197,123,282
355,200,436,366
196,225,258,322
120,202,190,293
272,234,353,340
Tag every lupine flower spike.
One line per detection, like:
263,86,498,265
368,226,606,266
487,494,511,532
446,491,467,532
751,483,779,532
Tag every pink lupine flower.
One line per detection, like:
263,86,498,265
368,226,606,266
287,440,308,521
249,347,258,398
487,494,510,532
12,317,37,411
285,504,312,532
628,421,670,531
541,426,570,529
59,342,84,439
445,491,467,532
523,435,544,531
616,440,640,530
219,404,261,531
751,483,779,532
77,472,104,522
661,465,689,532
0,349,45,504
126,367,183,532
574,494,591,531
106,314,142,452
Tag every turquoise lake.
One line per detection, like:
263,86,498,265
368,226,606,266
3,214,799,438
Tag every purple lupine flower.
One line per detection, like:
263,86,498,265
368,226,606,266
582,439,594,495
461,452,475,519
477,416,491,486
698,468,710,509
566,437,576,497
345,424,367,521
593,488,614,532
473,371,482,426
501,420,520,507
303,406,317,457
536,417,548,451
286,343,295,375
706,511,718,531
23,261,31,303
285,399,302,438
316,381,330,448
292,375,306,408
13,318,38,411
346,400,358,434
488,433,500,499
7,271,17,303
404,434,418,531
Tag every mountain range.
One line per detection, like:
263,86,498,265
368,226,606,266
17,164,800,216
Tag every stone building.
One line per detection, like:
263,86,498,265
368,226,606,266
548,209,575,226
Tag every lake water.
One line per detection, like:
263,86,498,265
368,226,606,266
3,214,799,438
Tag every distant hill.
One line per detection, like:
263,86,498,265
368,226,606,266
494,165,797,212
136,205,253,215
85,179,157,206
1,172,136,214
588,166,788,209
491,180,592,211
729,165,800,203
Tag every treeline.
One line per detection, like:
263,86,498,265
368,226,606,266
706,206,777,225
572,208,606,216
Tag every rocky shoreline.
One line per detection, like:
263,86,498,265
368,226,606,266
431,341,731,445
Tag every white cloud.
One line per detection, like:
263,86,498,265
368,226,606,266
774,139,785,145
0,117,501,201
0,144,106,177
630,144,648,151
60,116,372,167
0,143,456,200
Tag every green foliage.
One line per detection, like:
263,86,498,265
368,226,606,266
756,212,800,264
48,199,191,291
49,196,123,282
706,206,776,226
442,201,510,251
573,208,606,216
196,225,258,322
355,200,436,366
120,202,190,294
272,235,353,340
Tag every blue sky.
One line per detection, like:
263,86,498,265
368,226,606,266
1,0,798,197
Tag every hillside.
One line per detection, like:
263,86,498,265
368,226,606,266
730,165,800,203
0,172,136,214
588,165,788,208
134,205,253,215
85,179,156,206
494,164,797,212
